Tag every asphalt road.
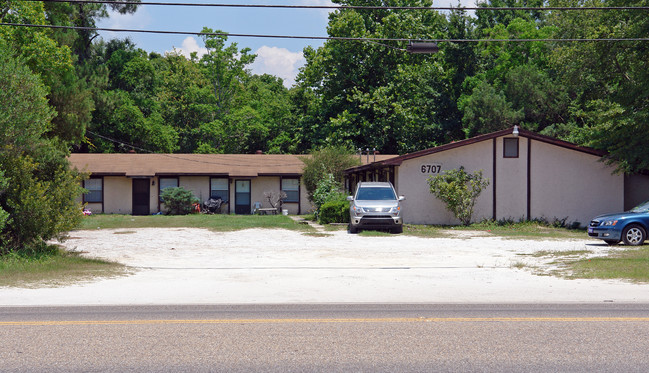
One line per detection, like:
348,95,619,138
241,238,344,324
2,303,649,372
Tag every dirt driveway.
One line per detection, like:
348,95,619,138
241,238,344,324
2,228,649,306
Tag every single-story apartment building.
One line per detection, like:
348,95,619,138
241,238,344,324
70,153,395,215
344,127,649,227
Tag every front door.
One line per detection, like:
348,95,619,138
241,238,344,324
234,180,251,215
132,179,150,215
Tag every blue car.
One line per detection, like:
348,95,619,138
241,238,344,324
588,200,649,246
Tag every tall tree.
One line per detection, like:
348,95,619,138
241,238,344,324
0,45,84,254
200,28,256,118
43,0,140,62
547,0,649,172
1,1,93,145
296,0,452,154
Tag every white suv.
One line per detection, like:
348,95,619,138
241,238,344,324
347,182,405,234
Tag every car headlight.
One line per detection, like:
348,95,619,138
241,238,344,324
390,206,401,214
602,220,618,226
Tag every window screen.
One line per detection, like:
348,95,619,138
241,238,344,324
159,177,178,201
84,178,102,203
159,177,178,190
504,138,519,158
210,178,229,202
281,178,300,203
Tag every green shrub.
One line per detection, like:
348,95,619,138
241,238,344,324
0,50,84,256
160,187,199,215
301,146,360,202
312,174,343,211
428,166,489,226
319,199,350,225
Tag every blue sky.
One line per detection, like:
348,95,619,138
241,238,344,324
97,0,474,87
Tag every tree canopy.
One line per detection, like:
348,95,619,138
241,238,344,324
1,0,649,253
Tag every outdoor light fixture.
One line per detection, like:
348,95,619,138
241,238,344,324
513,125,520,137
406,42,439,54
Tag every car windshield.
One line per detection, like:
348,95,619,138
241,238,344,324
356,187,397,201
631,200,649,213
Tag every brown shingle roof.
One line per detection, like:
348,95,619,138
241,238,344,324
69,153,398,177
345,127,606,174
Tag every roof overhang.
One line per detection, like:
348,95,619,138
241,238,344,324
344,127,608,174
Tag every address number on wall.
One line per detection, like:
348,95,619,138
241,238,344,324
420,164,442,174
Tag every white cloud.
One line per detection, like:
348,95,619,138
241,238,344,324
96,8,152,42
167,41,305,88
98,8,152,31
299,0,335,19
250,46,306,88
167,37,209,59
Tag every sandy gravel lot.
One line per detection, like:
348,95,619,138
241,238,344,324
2,228,649,306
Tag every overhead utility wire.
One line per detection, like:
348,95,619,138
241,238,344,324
3,23,649,43
34,0,649,11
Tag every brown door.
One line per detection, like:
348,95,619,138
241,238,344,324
132,179,150,215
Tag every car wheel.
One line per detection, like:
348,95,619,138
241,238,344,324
391,226,403,234
349,225,358,234
622,224,646,246
604,240,619,246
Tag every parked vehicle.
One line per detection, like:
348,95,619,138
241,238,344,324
587,200,649,245
347,181,405,234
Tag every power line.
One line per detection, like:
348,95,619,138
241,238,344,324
34,0,649,12
3,22,649,44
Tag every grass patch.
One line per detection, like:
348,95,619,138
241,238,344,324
402,221,585,240
510,261,527,269
324,224,348,232
564,247,649,282
303,232,333,237
79,214,315,232
402,225,448,238
0,247,128,288
521,250,593,258
462,220,585,239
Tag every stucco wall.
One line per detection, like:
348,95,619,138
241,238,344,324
85,175,313,215
529,140,622,226
104,176,132,214
251,177,278,213
397,140,494,225
179,176,210,204
300,180,315,214
395,135,624,227
494,137,528,221
150,178,160,213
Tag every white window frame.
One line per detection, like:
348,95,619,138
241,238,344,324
281,177,300,203
210,177,229,202
83,177,103,203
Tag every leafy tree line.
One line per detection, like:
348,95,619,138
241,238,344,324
295,0,649,173
9,0,641,171
1,0,648,253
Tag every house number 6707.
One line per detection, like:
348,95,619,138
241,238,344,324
421,164,442,174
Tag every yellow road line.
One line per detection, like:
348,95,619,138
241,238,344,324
2,317,649,326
